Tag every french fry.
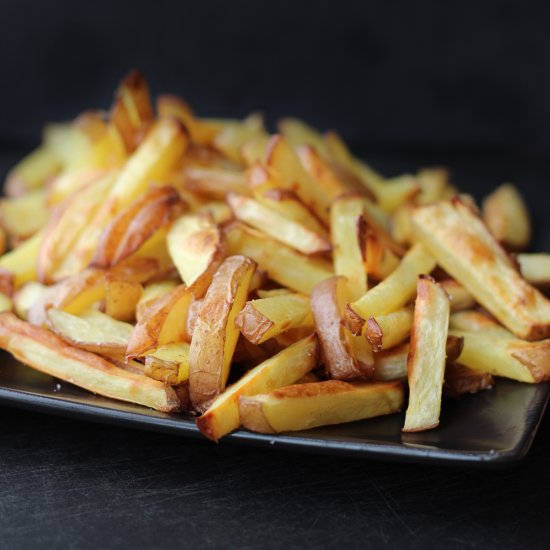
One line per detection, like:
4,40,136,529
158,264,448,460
166,213,225,298
0,292,13,313
256,288,293,299
241,133,271,166
184,166,248,199
225,222,333,295
135,280,178,322
439,279,476,312
188,255,256,412
196,334,320,441
411,198,550,340
416,167,451,205
13,282,47,321
0,312,180,412
517,253,550,288
47,308,133,356
365,307,414,352
104,278,143,323
235,293,313,345
403,276,450,432
482,183,531,251
196,201,233,224
450,329,550,383
449,310,512,337
144,342,191,385
239,380,404,434
127,284,193,358
0,229,44,288
213,114,266,165
330,194,367,301
278,118,328,157
227,192,330,255
0,190,49,240
443,364,494,398
345,243,436,334
312,276,374,380
361,227,400,281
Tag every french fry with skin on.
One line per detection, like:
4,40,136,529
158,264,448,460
403,276,450,432
443,364,494,398
235,293,313,345
0,312,181,412
144,342,191,385
239,380,404,434
365,306,414,352
225,222,333,295
196,334,320,441
189,255,256,412
411,198,550,340
345,243,436,335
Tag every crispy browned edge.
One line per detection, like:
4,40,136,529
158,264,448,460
234,302,274,345
443,364,494,398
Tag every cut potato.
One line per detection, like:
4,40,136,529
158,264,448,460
0,312,180,412
188,255,256,412
196,334,319,441
346,243,435,334
443,364,494,398
104,278,143,322
225,222,333,295
482,183,531,251
239,380,404,434
361,227,400,281
373,344,409,381
403,276,450,432
166,213,225,298
235,293,313,345
517,253,550,288
0,292,13,313
278,118,328,157
47,308,133,356
439,279,476,312
135,280,178,322
213,113,266,165
365,307,414,352
449,310,512,337
411,198,550,340
13,282,47,321
184,166,248,199
0,190,49,240
312,276,374,380
227,192,330,255
0,229,44,288
144,342,191,385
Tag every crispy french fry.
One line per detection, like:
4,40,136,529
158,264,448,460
225,222,333,294
235,293,313,345
439,279,476,312
144,342,191,385
227,192,330,255
196,334,320,441
0,312,180,412
403,276,450,432
411,198,550,340
312,276,374,380
517,253,550,288
166,213,225,298
330,194,367,301
278,118,328,157
188,255,256,412
185,166,248,199
239,380,403,434
365,307,414,352
213,114,266,165
482,183,531,251
47,308,133,356
0,190,49,240
443,364,494,398
345,243,436,334
361,227,400,281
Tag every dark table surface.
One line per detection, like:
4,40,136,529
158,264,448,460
1,145,550,549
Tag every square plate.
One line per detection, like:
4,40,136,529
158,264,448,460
0,352,548,468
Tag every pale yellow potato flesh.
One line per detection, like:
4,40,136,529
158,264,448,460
439,279,476,312
403,276,450,432
239,380,403,434
0,229,44,288
518,253,550,288
144,342,191,385
0,189,49,239
365,307,414,352
185,166,248,198
196,334,319,441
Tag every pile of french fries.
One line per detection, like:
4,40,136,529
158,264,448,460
1,70,550,440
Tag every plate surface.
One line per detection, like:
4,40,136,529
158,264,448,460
0,352,548,467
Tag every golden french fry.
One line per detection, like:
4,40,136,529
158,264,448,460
135,280,178,322
0,229,44,288
443,364,494,397
517,253,550,288
239,380,403,434
184,166,248,199
365,306,414,352
196,334,320,441
439,279,476,312
235,293,313,345
361,227,400,281
213,114,266,165
482,183,531,251
449,310,512,337
278,118,328,157
0,190,49,240
225,222,333,294
403,276,450,432
0,292,13,313
227,192,330,255
416,167,451,205
0,312,180,412
411,198,550,340
144,342,191,385
188,255,256,412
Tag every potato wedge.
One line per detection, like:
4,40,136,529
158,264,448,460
0,189,49,240
189,256,256,412
239,380,403,434
517,253,550,288
330,194,367,301
346,243,436,334
144,342,191,385
312,276,374,380
104,278,143,322
443,364,494,398
411,198,550,340
135,280,178,323
166,213,225,298
0,229,44,288
196,334,320,441
127,284,193,358
365,306,414,352
47,308,133,356
482,183,531,251
235,293,313,344
227,192,330,255
0,312,180,412
225,222,332,295
403,276,450,432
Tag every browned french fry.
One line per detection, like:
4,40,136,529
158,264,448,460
0,312,180,412
188,256,256,412
238,380,404,434
482,183,531,251
403,276,450,432
411,198,550,340
361,226,400,281
365,307,414,352
443,364,494,398
312,276,374,380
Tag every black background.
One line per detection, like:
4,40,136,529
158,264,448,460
2,2,550,548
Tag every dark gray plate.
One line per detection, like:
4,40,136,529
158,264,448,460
0,352,548,468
